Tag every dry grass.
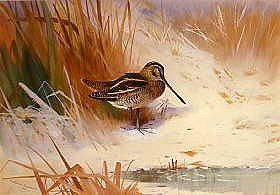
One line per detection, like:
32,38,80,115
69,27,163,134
0,0,138,126
139,1,185,56
0,0,167,135
0,136,142,195
172,1,280,75
159,158,205,171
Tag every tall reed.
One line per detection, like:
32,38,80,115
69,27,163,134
173,1,280,75
0,0,136,123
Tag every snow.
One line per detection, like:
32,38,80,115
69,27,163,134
68,32,280,171
1,31,280,169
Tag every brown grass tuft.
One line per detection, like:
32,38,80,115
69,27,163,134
0,137,142,195
0,0,165,135
0,0,140,127
173,1,280,75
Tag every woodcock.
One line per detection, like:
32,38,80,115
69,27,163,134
82,61,186,134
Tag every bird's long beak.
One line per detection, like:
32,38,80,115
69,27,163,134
163,78,186,104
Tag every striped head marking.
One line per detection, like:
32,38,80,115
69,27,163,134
140,61,165,80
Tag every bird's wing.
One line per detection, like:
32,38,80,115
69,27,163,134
81,78,114,91
81,73,144,90
107,78,147,94
89,73,148,101
122,73,146,80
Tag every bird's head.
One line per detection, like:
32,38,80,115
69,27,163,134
140,61,186,104
140,61,165,80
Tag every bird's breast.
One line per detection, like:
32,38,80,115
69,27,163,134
148,80,166,99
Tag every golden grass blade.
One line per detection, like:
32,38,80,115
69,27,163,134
41,1,57,76
35,0,41,17
0,160,9,175
126,181,140,193
56,0,67,16
48,135,83,191
85,0,90,21
0,86,12,112
117,1,128,45
121,160,134,189
92,175,104,190
2,175,55,180
28,146,58,175
46,164,95,193
27,152,48,195
0,101,9,112
124,16,137,54
64,0,75,49
30,1,35,15
89,178,103,195
3,172,97,180
127,0,132,33
129,22,136,64
0,3,16,24
2,158,142,194
96,0,103,31
115,7,120,35
73,164,99,194
46,164,81,192
103,161,108,178
103,15,111,45
4,159,51,175
74,0,87,47
89,0,97,25
94,173,122,193
53,3,72,48
48,135,70,170
46,175,69,192
235,24,246,55
113,162,121,188
63,66,83,135
8,16,80,34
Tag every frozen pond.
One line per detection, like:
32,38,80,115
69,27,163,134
127,167,280,194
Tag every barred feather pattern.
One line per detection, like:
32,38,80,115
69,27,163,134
115,80,165,108
82,79,113,91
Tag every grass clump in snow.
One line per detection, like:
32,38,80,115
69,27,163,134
172,1,280,75
0,136,141,195
0,0,136,120
0,0,168,134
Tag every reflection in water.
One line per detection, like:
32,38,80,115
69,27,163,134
128,167,280,194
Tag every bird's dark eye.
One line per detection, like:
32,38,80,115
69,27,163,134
152,68,160,77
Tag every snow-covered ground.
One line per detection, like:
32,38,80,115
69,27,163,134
67,33,280,170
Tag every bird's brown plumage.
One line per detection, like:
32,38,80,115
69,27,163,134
82,61,186,108
81,61,186,133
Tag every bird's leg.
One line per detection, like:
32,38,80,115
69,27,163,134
128,107,132,120
135,108,156,134
136,108,144,135
121,108,156,134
